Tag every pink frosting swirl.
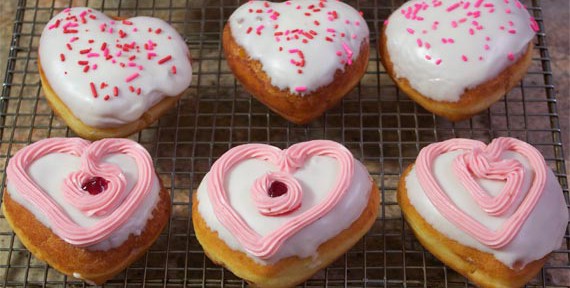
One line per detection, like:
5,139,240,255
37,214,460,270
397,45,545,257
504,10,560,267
415,137,547,249
251,171,303,216
207,140,354,259
6,138,156,247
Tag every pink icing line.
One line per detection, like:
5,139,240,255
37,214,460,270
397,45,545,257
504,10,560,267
415,137,547,249
207,140,355,259
251,171,303,216
6,138,156,247
452,144,524,215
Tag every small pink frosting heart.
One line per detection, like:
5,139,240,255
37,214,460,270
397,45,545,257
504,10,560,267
6,138,156,247
207,140,354,259
415,137,547,248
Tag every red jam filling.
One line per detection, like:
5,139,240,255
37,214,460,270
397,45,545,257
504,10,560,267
268,181,288,198
82,176,109,195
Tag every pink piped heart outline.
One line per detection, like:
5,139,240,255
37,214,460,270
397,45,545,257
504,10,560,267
453,147,524,216
6,138,155,247
416,137,547,248
207,140,355,259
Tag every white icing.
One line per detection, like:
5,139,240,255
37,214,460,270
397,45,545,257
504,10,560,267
6,153,161,251
385,0,536,101
197,156,373,264
39,7,192,127
229,0,369,94
406,150,568,268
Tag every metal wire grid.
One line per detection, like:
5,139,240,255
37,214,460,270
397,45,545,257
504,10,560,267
0,0,567,286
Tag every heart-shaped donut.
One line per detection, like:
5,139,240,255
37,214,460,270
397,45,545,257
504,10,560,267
380,0,537,121
398,137,568,287
193,140,379,287
3,138,170,284
223,0,370,124
39,7,192,139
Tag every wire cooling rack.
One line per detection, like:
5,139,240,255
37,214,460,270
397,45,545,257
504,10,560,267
0,0,568,287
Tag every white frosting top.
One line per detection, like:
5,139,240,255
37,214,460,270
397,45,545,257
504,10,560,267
228,0,369,95
39,7,192,127
197,156,372,264
405,151,568,268
6,153,161,251
385,0,537,101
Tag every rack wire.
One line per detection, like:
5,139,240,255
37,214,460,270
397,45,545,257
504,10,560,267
0,0,568,286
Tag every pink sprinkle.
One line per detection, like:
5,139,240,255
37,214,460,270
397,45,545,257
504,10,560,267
446,2,460,12
425,42,431,49
336,51,342,56
342,42,353,65
108,27,113,33
125,72,140,83
295,86,307,92
469,28,475,35
451,21,458,28
530,17,539,32
70,36,79,43
63,8,71,12
417,38,423,47
462,55,468,62
256,25,265,35
326,28,336,33
116,51,122,57
384,19,389,25
128,62,137,67
448,38,455,44
346,20,351,24
435,59,442,65
425,55,432,60
508,52,515,61
406,28,415,34
288,49,299,53
48,21,59,30
508,29,517,34
86,52,99,58
99,23,106,31
92,64,98,70
486,36,491,41
484,44,490,50
147,52,157,59
442,38,448,44
506,8,511,14
463,1,471,9
351,34,357,39
355,20,360,26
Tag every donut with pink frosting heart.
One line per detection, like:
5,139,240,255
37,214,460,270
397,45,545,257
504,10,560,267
39,7,192,140
2,138,170,284
192,140,379,287
223,0,370,124
398,137,568,287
